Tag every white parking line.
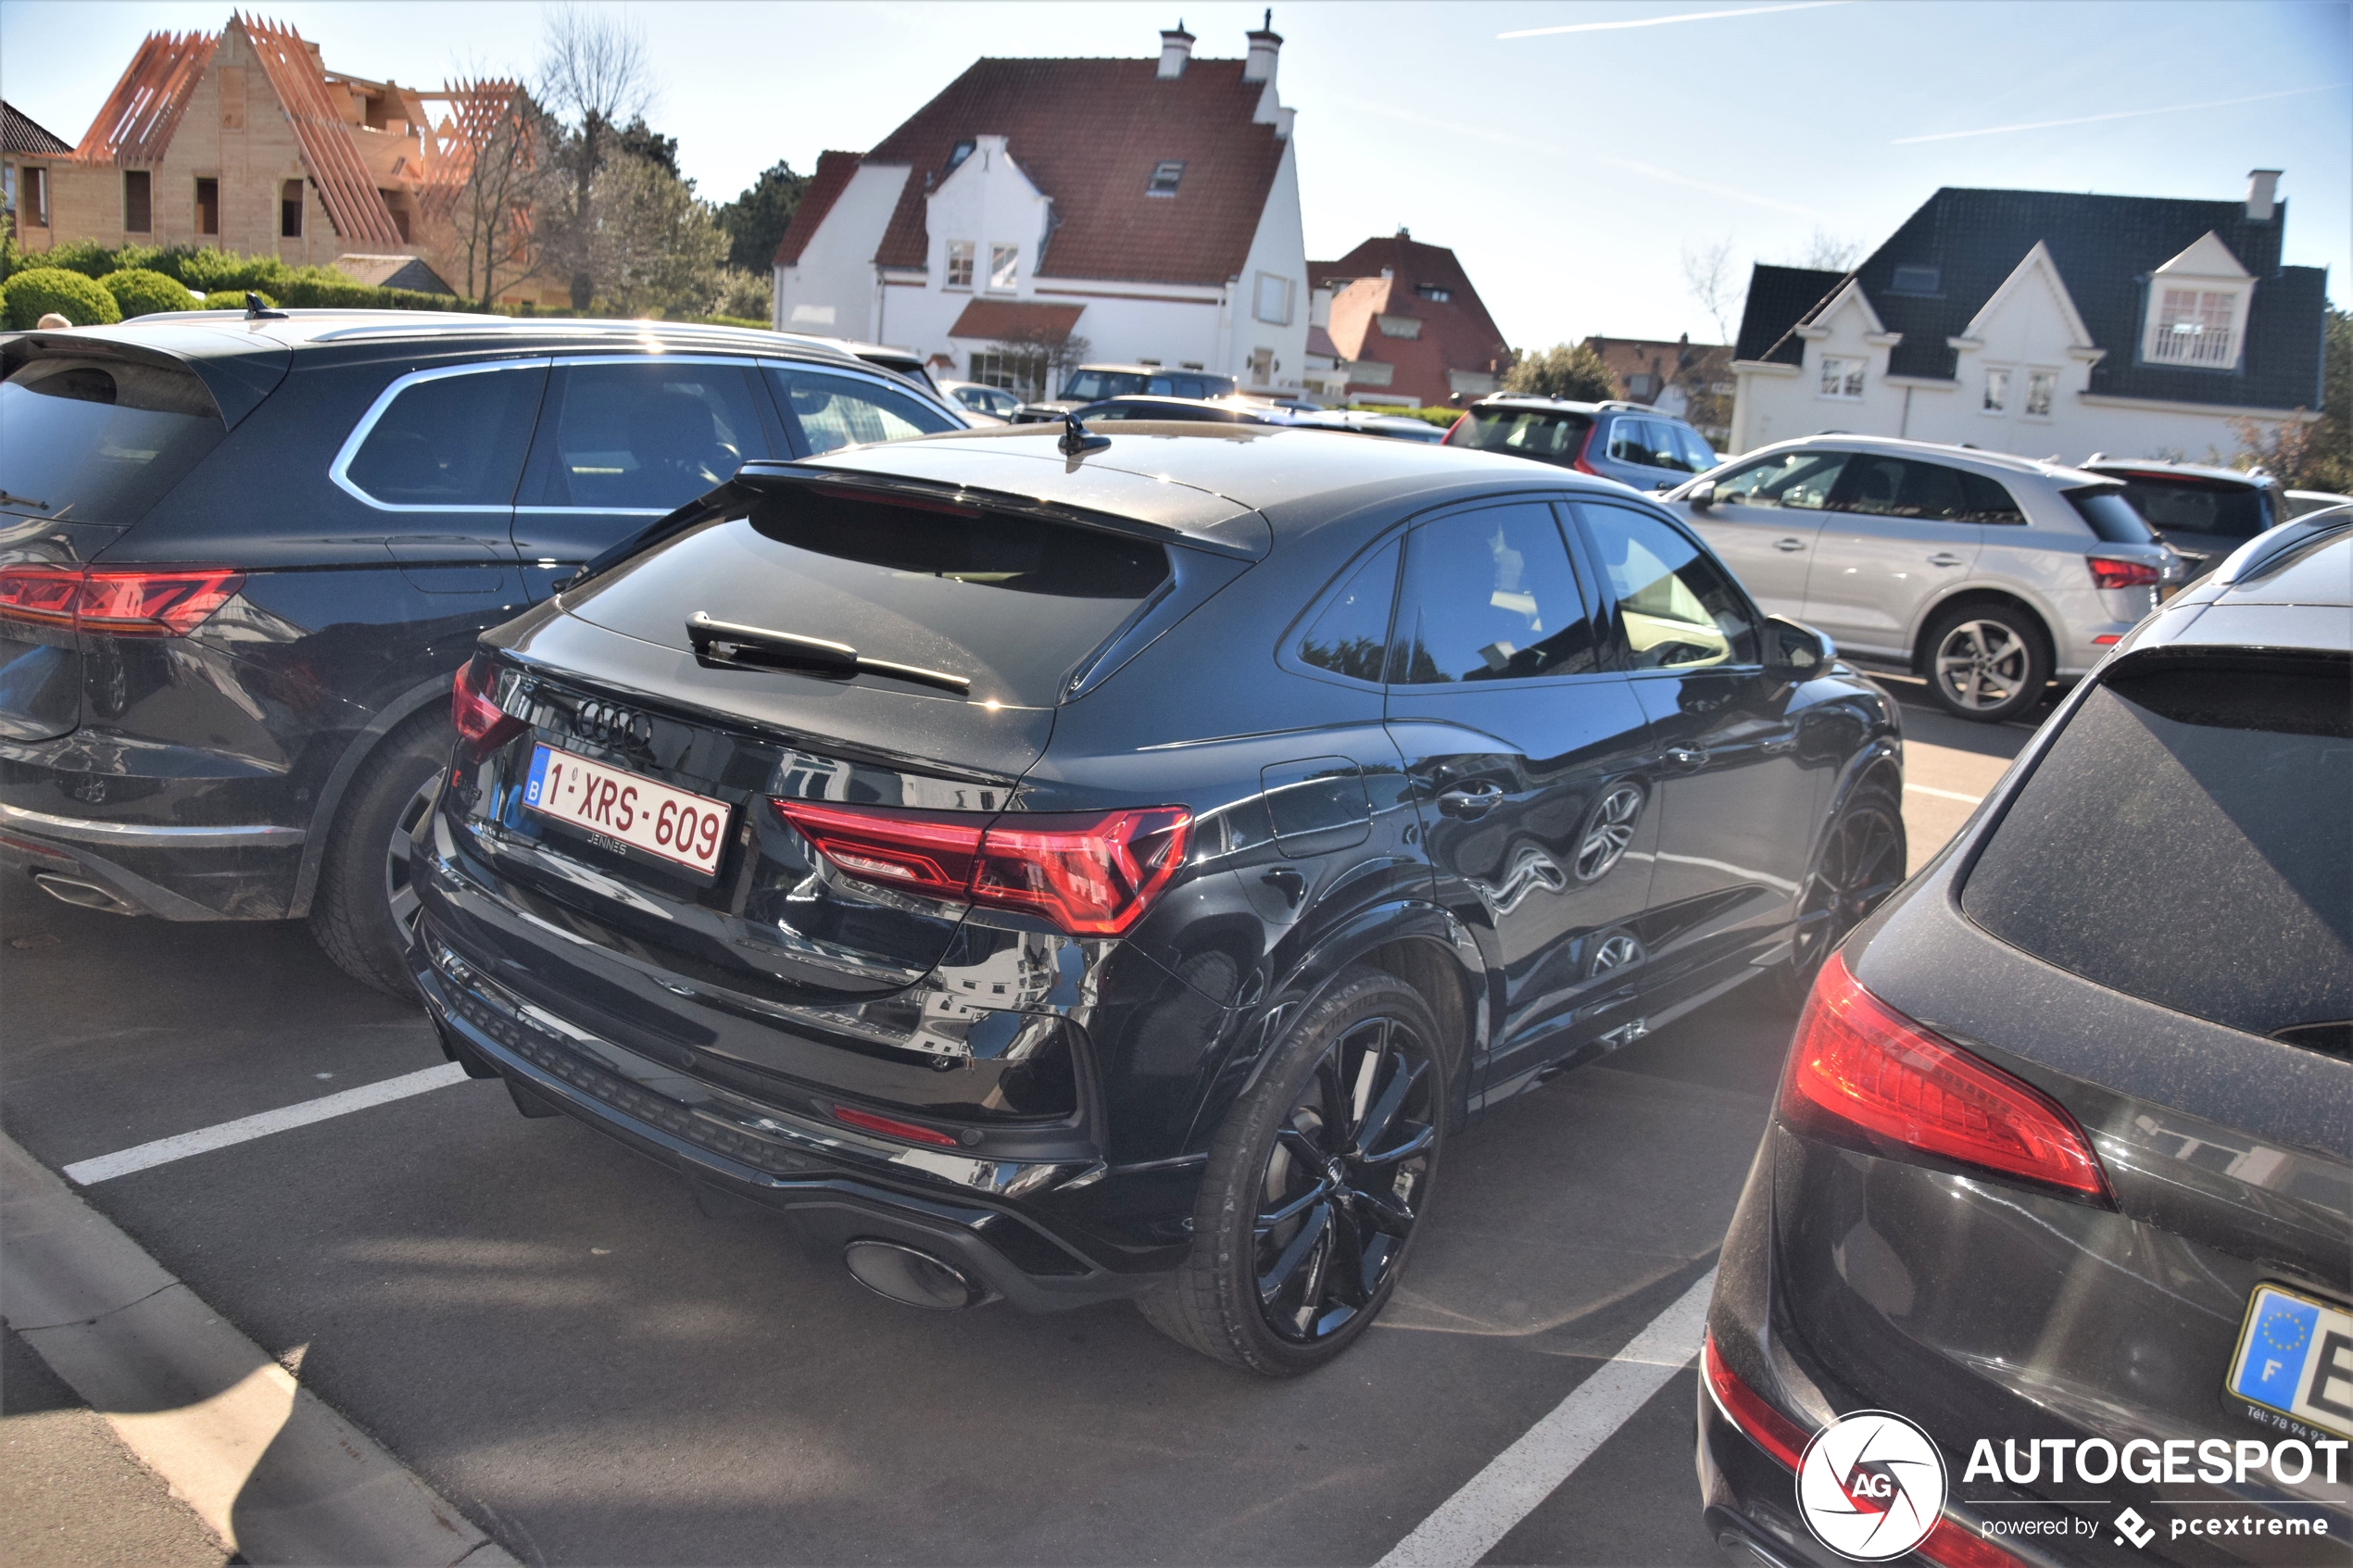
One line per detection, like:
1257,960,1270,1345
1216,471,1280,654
1375,1267,1718,1568
1904,782,1984,805
62,1063,471,1186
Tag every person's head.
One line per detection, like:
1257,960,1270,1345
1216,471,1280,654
35,313,72,331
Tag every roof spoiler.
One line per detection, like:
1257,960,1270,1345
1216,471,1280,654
0,331,289,430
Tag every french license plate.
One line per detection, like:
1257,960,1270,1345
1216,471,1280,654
522,744,731,878
2226,1283,2353,1440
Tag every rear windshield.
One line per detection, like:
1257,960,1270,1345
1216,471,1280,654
2065,486,2158,544
1961,659,2351,1046
1444,407,1592,463
565,487,1171,708
1061,370,1151,401
2112,476,2275,541
0,356,226,525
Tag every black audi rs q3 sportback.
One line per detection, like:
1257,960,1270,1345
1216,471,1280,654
412,420,1906,1374
1698,513,2353,1562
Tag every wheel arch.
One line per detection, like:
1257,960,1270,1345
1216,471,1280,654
286,671,456,917
1906,585,2057,676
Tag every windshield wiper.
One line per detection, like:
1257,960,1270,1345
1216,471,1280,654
0,489,52,512
686,612,972,696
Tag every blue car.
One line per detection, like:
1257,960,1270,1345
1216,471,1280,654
1442,395,1717,491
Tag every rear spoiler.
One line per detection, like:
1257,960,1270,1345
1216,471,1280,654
1,329,290,429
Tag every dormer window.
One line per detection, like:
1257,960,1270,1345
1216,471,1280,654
1888,265,1940,295
946,140,975,173
2142,230,2253,371
1147,160,1184,196
1415,283,1453,303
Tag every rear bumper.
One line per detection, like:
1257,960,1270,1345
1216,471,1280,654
0,802,305,919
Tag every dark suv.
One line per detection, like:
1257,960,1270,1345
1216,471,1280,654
410,421,1904,1373
1444,395,1718,491
0,311,963,994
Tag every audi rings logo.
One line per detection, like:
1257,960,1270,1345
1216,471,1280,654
1796,1411,1948,1561
573,701,652,751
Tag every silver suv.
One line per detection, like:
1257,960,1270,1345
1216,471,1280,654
1662,435,2180,721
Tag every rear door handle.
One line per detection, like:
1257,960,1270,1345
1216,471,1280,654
1666,746,1708,771
1773,537,1807,552
1435,782,1504,819
1926,552,1966,568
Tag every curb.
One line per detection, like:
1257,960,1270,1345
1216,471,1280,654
0,1131,518,1566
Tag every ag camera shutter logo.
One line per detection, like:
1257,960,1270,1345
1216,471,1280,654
1795,1411,1948,1561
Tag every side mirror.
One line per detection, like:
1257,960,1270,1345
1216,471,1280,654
1767,615,1832,672
1687,481,1716,511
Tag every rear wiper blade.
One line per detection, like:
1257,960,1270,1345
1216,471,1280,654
0,489,52,511
686,612,972,696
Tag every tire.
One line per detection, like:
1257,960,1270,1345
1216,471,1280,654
309,713,451,998
1138,966,1446,1374
1922,603,2050,722
1778,783,1906,1008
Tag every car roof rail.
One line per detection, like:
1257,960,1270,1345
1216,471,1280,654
2216,512,2353,586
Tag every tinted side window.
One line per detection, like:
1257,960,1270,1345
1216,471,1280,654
343,365,544,507
1961,662,2351,1043
2066,487,2157,544
769,369,956,457
1828,457,2023,523
1674,426,1718,473
526,361,764,509
1392,503,1596,684
1294,538,1399,684
1713,450,1846,509
1576,501,1757,671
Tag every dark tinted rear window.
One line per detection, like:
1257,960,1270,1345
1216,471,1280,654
2065,486,2157,544
1444,408,1592,462
1961,660,2351,1042
565,488,1170,708
2114,476,2274,540
0,356,225,525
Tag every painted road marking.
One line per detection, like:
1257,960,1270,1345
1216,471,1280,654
62,1063,470,1186
1376,1267,1718,1568
1904,782,1984,805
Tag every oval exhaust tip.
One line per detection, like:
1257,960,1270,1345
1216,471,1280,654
842,1238,988,1311
32,873,141,916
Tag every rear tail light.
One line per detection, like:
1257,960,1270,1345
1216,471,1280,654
2086,555,2160,590
1780,953,2110,1201
1572,424,1602,475
0,565,243,636
774,798,1191,936
450,653,525,759
1442,413,1468,443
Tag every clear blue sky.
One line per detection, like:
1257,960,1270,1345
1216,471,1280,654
4,1,2344,349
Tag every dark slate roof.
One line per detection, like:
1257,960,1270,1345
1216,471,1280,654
1733,265,1846,365
2,100,72,156
1765,187,2325,411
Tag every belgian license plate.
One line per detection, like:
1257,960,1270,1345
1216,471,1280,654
522,743,731,878
2226,1283,2353,1440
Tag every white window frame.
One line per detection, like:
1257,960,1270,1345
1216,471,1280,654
1982,367,2011,415
1147,160,1184,197
2143,283,2247,370
1816,355,1865,400
2023,370,2057,420
1253,272,1292,326
945,240,974,289
988,244,1019,294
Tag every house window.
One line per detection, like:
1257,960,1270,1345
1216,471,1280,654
123,169,152,233
1250,346,1275,385
988,244,1018,293
281,179,304,238
382,192,409,243
2146,286,2240,369
2024,371,2056,419
1376,314,1421,340
1889,265,1940,295
946,140,975,173
1982,368,2010,414
946,240,974,288
1147,160,1184,196
1817,356,1864,399
195,176,219,236
1415,283,1453,303
1254,272,1292,325
20,166,47,228
969,348,1045,402
1349,360,1395,388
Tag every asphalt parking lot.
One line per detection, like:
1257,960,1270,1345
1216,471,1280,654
1,682,2035,1567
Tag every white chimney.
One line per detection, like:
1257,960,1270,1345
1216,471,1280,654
2246,169,2281,221
1157,22,1194,80
1242,10,1283,85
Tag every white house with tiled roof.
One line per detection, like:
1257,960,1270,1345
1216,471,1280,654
772,20,1308,399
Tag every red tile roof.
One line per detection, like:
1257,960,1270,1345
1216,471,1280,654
946,299,1085,339
773,150,864,266
1316,234,1510,408
848,56,1286,286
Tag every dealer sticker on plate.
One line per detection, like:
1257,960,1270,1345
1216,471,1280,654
522,743,731,878
2227,1283,2353,1440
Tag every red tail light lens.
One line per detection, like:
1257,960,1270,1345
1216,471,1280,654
2086,555,2160,590
831,1104,960,1147
1572,424,1602,475
0,565,243,636
773,799,1191,936
450,653,525,758
1702,1332,1808,1470
1780,952,2109,1200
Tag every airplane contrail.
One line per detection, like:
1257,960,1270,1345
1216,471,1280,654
1500,2,1852,40
1894,84,2343,144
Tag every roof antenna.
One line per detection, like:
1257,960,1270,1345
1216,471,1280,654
1059,408,1110,458
244,291,286,320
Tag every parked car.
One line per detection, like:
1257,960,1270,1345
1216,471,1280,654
1666,436,2180,722
833,341,942,395
410,421,1904,1374
1068,395,1287,425
0,310,966,996
1442,395,1718,491
1698,511,2352,1566
1303,410,1449,444
2078,456,2284,583
2286,488,2353,520
1012,364,1240,421
940,380,1021,421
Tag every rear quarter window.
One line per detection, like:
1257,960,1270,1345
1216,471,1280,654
2064,486,2156,544
0,355,226,525
1960,659,2352,1047
340,364,545,507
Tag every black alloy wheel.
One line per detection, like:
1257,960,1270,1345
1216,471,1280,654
1780,784,1906,1006
1139,967,1445,1374
311,713,453,999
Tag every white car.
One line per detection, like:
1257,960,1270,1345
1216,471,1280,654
1663,435,2181,721
938,380,1019,423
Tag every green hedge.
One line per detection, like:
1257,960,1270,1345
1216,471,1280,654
4,268,122,329
101,268,200,318
1,242,467,315
201,289,274,310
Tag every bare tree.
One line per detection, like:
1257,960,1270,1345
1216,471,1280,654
1793,227,1863,272
427,83,553,307
988,326,1092,401
1680,235,1741,344
538,6,654,310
